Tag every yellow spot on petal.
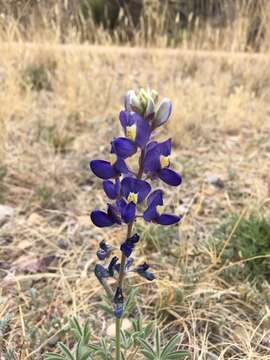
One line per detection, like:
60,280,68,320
156,205,164,215
160,155,170,168
127,192,138,204
126,124,136,141
109,153,117,165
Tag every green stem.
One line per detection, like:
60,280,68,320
115,149,145,360
115,317,121,360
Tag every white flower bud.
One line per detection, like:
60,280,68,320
145,96,155,118
154,98,172,128
124,90,136,111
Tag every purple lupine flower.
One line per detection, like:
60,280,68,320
91,204,122,228
135,262,155,281
120,233,140,257
143,189,181,225
117,177,151,223
143,139,182,186
115,257,134,273
111,137,137,159
113,287,124,318
94,264,110,280
103,178,121,200
119,111,152,148
90,143,129,180
108,256,119,276
96,240,112,260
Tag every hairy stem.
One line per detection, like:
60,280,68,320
115,149,145,360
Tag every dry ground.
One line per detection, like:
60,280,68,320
0,44,270,359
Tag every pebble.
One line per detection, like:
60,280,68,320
207,175,225,188
0,205,14,226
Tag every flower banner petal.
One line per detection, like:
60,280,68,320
112,137,137,159
90,210,115,227
90,160,117,179
157,214,181,225
158,168,182,186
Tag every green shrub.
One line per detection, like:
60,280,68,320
214,213,270,281
22,63,54,92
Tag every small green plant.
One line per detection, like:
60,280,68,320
214,212,270,281
35,184,55,208
0,314,17,360
137,328,188,360
44,317,188,360
41,124,74,154
23,63,54,92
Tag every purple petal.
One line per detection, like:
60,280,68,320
90,160,117,179
121,202,136,223
103,180,117,199
143,203,158,222
146,141,158,152
114,157,129,174
119,110,128,128
156,214,181,225
135,116,151,148
90,210,115,227
108,204,122,224
158,168,182,186
121,177,137,199
116,198,127,211
112,137,137,159
135,179,151,203
94,264,109,279
158,139,171,156
147,189,163,206
143,143,161,173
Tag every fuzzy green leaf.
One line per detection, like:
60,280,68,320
43,353,65,360
154,328,161,356
137,337,155,356
166,350,189,359
58,343,75,360
140,349,156,360
160,334,180,359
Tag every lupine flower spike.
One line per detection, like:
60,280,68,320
89,88,182,360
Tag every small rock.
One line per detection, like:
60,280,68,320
0,205,14,226
207,175,225,188
106,318,132,337
27,212,45,225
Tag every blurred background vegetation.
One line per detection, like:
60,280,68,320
0,0,268,50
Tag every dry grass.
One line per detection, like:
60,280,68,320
0,25,270,360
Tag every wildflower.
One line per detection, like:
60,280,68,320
108,256,119,277
115,257,134,273
91,204,122,228
94,264,109,281
103,178,121,200
113,287,124,318
111,137,137,159
120,233,140,257
143,190,181,225
96,240,112,260
143,139,182,186
135,262,155,281
117,177,151,223
90,146,129,180
119,111,151,148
